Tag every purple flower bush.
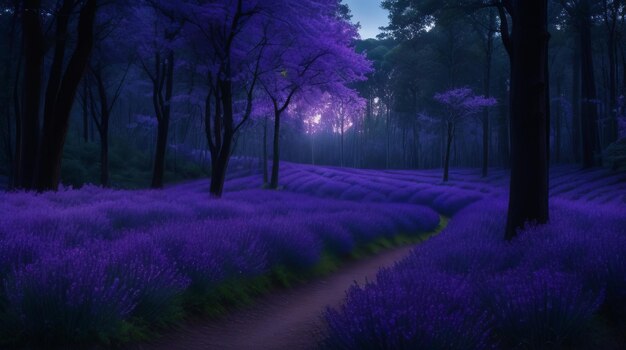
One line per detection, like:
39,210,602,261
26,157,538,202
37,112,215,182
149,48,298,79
323,271,493,350
2,249,138,345
323,198,626,349
0,181,439,345
483,269,603,349
1,163,622,347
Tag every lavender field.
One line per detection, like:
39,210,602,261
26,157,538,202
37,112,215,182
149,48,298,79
3,0,626,349
0,167,442,347
0,162,624,348
228,163,626,348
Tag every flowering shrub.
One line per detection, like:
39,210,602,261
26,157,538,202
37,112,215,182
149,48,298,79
0,180,439,346
484,269,603,349
2,249,137,345
1,163,622,347
322,198,625,349
323,271,493,350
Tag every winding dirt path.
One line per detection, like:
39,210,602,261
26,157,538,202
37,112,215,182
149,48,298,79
131,244,417,350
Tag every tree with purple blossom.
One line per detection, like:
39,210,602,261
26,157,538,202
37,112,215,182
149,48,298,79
434,87,496,182
259,0,371,189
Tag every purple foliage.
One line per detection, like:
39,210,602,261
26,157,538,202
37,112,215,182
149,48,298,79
323,197,626,348
0,177,439,343
483,269,603,349
1,163,623,346
323,271,493,350
3,249,137,344
106,234,191,322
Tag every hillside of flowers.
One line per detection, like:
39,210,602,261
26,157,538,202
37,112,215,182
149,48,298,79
0,177,440,347
217,162,626,348
1,161,624,348
322,198,626,349
241,164,623,349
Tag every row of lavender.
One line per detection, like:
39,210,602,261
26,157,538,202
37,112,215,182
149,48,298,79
0,185,440,346
227,163,625,208
321,202,626,346
226,164,486,217
224,163,626,348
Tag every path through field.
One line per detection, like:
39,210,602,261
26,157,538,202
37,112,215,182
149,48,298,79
132,244,417,350
132,164,625,350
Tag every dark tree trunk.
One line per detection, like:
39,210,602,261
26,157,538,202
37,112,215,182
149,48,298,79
413,123,420,168
340,115,345,167
572,42,582,162
482,12,495,178
579,8,599,168
100,127,109,186
606,30,618,145
270,109,281,189
151,51,174,189
443,121,453,182
311,135,315,165
83,82,89,142
11,51,22,189
42,0,72,136
621,42,626,97
151,120,169,188
263,114,269,185
37,0,97,191
555,77,562,163
482,112,489,177
2,5,17,185
505,0,550,239
208,79,235,197
93,68,110,187
209,139,231,197
385,101,391,169
18,0,44,190
498,85,510,168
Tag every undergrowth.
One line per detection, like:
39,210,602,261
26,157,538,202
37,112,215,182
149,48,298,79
119,217,447,347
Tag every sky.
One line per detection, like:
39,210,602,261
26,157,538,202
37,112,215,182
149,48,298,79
343,0,389,39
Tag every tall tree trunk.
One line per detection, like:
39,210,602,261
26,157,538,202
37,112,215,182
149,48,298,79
100,126,109,187
42,0,72,136
208,79,235,197
385,105,390,169
401,126,407,168
555,77,562,163
151,51,174,189
311,135,315,165
93,69,110,187
2,5,18,185
83,82,89,142
505,0,550,239
263,114,269,184
37,0,97,191
443,121,453,182
270,109,281,189
498,85,510,168
413,123,419,168
340,115,345,167
621,42,626,97
482,112,490,176
151,120,169,188
482,12,495,177
572,41,582,163
18,0,44,190
607,30,618,145
209,136,231,196
579,8,599,168
11,51,22,189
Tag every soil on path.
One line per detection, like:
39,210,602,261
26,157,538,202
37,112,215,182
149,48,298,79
131,244,417,350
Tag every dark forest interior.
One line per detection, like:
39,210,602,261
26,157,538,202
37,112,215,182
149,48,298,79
0,1,625,349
